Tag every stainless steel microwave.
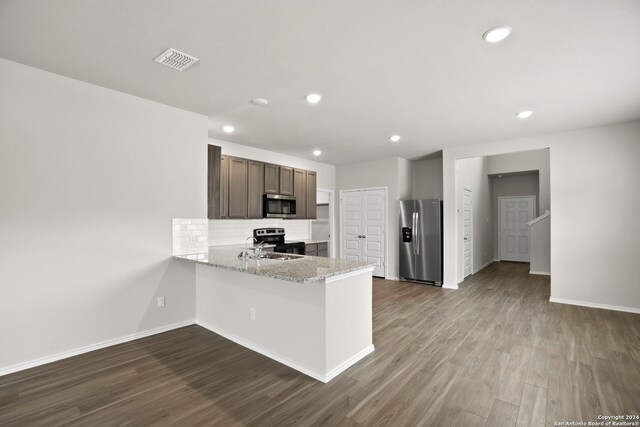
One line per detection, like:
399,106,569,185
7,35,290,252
263,194,297,219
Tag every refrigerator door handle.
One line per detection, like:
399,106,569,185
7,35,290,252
415,211,420,256
412,212,418,255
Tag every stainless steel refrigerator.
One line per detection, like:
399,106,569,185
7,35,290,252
399,199,443,285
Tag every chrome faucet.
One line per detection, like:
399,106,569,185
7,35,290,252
240,236,264,259
245,236,258,249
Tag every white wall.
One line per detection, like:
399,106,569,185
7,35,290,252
398,158,412,201
456,157,493,282
411,158,443,199
488,149,550,213
0,58,207,372
443,121,640,312
196,264,373,382
491,173,540,259
529,214,551,275
336,157,409,279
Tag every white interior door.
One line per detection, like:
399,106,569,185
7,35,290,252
463,187,473,278
362,190,385,277
340,189,386,277
500,196,535,262
341,192,362,262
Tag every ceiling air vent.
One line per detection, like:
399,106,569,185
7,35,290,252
154,48,199,71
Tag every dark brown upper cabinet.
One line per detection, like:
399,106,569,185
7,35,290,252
279,166,294,196
265,164,294,196
293,169,307,219
208,144,317,220
264,164,280,194
207,145,222,219
247,160,264,219
220,154,230,218
305,171,317,219
293,168,317,219
227,156,248,218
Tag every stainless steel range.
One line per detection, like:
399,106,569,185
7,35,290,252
253,228,306,255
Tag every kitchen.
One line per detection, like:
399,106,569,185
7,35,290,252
173,144,375,382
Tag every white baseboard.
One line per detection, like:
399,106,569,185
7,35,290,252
473,260,494,274
530,270,551,276
549,297,640,314
196,320,373,383
442,283,459,290
324,345,375,383
383,276,399,281
0,319,196,377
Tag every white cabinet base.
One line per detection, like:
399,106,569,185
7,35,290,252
195,265,374,382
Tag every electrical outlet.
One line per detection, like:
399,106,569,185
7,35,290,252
190,235,198,244
157,296,165,308
483,251,486,257
250,307,256,320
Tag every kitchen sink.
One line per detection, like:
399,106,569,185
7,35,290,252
257,252,304,261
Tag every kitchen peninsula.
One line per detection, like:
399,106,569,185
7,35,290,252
175,246,375,383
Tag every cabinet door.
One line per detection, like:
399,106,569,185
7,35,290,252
279,166,294,196
220,155,229,218
228,157,248,218
293,169,307,219
207,145,222,219
305,171,317,219
306,243,318,256
264,164,280,194
247,160,264,218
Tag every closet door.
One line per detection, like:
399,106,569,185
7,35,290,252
341,192,363,262
340,189,386,277
361,190,385,277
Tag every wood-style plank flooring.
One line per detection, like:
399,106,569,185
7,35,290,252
1,262,639,426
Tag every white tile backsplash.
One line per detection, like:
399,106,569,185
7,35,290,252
208,218,311,246
172,218,209,255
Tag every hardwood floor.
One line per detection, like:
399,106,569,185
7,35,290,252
1,262,639,426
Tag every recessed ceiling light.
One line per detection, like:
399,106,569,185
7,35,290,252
313,150,322,156
305,93,322,104
483,26,512,43
389,135,401,143
516,110,533,119
251,98,269,106
222,125,235,133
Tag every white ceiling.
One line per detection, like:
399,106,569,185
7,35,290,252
1,0,639,165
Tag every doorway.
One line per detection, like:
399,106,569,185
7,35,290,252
463,187,473,278
340,188,386,277
498,196,536,262
312,189,335,257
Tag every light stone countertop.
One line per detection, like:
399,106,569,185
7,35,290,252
291,239,329,245
173,246,375,283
